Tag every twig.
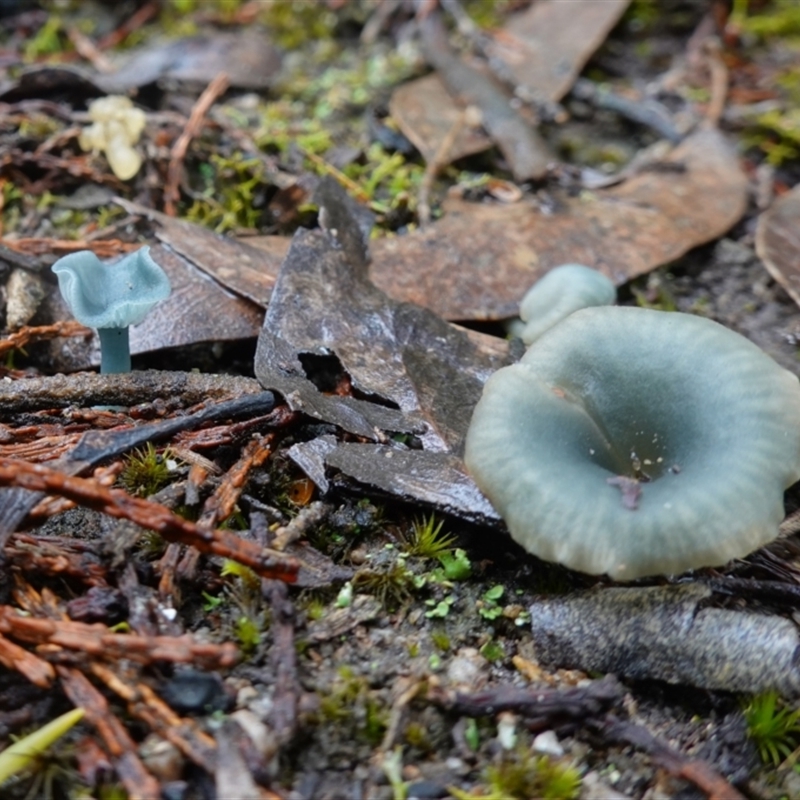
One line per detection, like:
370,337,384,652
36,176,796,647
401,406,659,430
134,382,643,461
0,320,91,356
164,73,230,216
271,501,332,551
96,0,160,50
571,79,683,144
66,26,115,73
0,631,55,688
58,666,161,800
266,579,299,746
299,147,371,204
420,12,553,181
0,237,139,258
0,371,265,415
428,674,625,728
170,434,276,587
439,0,564,123
418,109,467,227
703,38,728,126
0,458,299,583
90,663,218,768
361,0,402,44
0,606,240,667
199,435,274,529
6,533,108,585
594,714,746,800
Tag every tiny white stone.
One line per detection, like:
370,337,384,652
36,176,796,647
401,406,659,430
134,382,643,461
532,730,564,757
497,713,517,750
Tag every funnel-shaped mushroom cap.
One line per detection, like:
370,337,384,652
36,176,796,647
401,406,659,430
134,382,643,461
519,264,616,346
465,307,800,580
52,246,171,329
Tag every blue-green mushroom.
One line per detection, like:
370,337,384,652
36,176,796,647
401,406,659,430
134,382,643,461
466,302,800,581
52,246,171,374
519,263,616,345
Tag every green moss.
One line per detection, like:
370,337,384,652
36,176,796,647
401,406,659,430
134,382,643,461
220,558,268,654
220,559,261,594
119,443,176,497
631,271,677,312
249,100,334,156
403,514,457,560
156,0,245,37
450,745,581,800
461,0,517,30
234,614,261,655
136,530,167,559
430,629,451,652
743,690,800,766
731,0,800,166
477,585,505,621
17,114,62,140
352,562,416,610
260,0,337,49
183,153,266,233
732,0,800,39
479,639,504,663
341,142,424,216
404,721,432,752
23,15,70,61
0,182,24,234
435,548,472,582
318,666,388,746
744,107,800,165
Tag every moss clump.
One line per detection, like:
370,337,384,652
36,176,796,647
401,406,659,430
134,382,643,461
732,0,800,39
23,15,70,61
318,666,388,746
119,443,176,497
260,0,337,49
450,744,581,800
744,107,800,166
220,559,267,655
351,561,416,610
743,690,800,766
403,514,457,560
340,142,424,218
183,153,266,233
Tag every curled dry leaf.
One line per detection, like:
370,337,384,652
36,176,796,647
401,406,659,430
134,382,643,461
756,182,800,309
96,30,282,93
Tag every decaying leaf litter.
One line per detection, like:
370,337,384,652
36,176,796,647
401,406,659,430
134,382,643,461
1,1,800,798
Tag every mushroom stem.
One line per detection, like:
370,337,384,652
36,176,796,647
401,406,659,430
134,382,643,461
98,326,131,374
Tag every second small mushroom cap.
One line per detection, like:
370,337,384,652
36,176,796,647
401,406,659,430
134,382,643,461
465,306,800,580
519,263,616,345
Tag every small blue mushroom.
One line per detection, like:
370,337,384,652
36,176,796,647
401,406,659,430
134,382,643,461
52,246,171,373
518,264,616,345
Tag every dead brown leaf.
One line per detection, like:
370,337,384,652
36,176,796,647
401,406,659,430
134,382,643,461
488,0,632,103
388,74,492,163
97,30,282,93
756,183,800,308
370,128,748,319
